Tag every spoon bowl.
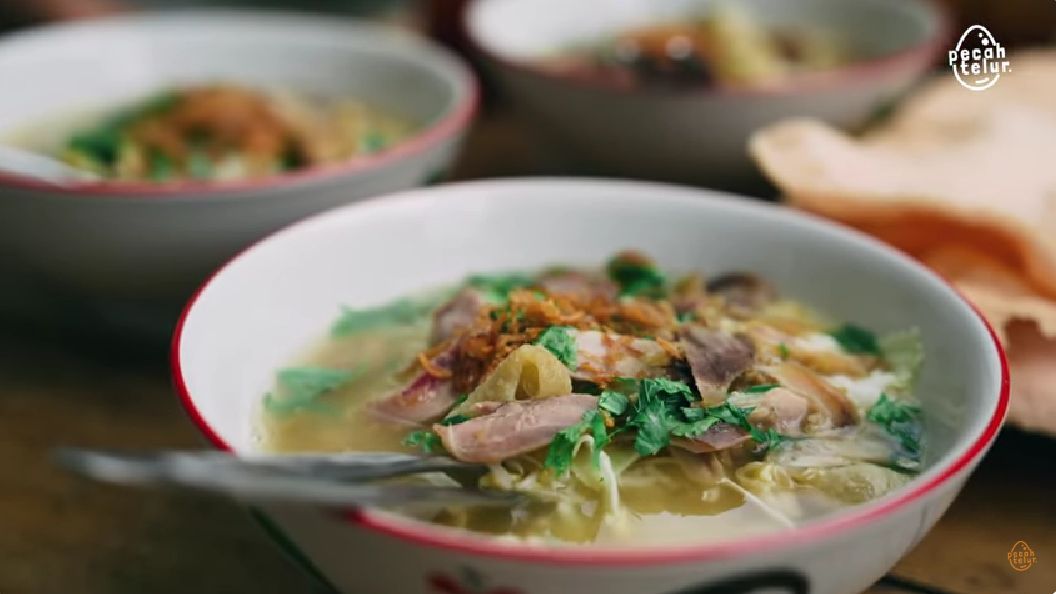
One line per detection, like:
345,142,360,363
0,144,97,184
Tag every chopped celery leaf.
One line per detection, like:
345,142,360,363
403,430,443,454
438,414,471,427
880,328,924,389
829,324,881,355
598,390,629,415
535,326,577,369
330,297,436,337
606,251,666,297
544,409,609,476
867,393,922,454
467,273,534,304
743,384,778,393
263,366,358,415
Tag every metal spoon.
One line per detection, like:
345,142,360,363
0,145,99,184
56,448,533,509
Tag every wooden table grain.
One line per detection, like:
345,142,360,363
1,110,1053,594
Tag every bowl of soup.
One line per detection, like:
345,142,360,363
27,84,416,184
174,179,1007,594
465,0,948,188
0,11,475,299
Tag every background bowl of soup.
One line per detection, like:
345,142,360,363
465,0,948,188
174,179,1007,594
0,11,476,299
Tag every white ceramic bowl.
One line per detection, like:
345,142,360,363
466,0,947,187
0,11,476,299
174,179,1007,594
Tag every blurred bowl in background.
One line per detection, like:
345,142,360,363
0,11,476,300
466,0,947,188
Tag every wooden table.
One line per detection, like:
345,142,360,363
1,110,1053,594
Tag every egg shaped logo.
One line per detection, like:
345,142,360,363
948,25,1010,91
1008,540,1037,572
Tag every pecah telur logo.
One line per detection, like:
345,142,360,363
1007,540,1037,572
948,25,1010,91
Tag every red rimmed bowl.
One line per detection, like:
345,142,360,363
174,179,1007,594
0,11,476,299
465,0,948,188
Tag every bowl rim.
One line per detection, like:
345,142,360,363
171,178,1009,566
464,0,952,99
0,10,479,200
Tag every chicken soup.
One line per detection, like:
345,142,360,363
263,251,924,545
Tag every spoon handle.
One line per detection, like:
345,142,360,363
55,448,524,509
0,145,99,183
92,450,487,481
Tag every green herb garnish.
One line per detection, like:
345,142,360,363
867,393,922,454
148,151,174,182
467,273,534,304
360,130,388,154
625,378,784,455
438,414,471,427
743,384,778,393
263,366,357,415
544,377,787,475
544,409,610,476
747,426,785,451
67,131,122,168
706,400,752,427
534,326,578,369
330,297,436,337
606,252,666,297
598,390,630,415
403,430,443,454
829,324,881,355
65,91,179,168
627,378,694,456
669,416,721,438
187,147,213,180
777,342,791,360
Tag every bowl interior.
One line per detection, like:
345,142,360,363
468,0,941,65
177,179,1002,525
0,11,471,148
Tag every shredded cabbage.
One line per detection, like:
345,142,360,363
769,432,906,469
735,461,796,496
792,463,912,504
568,437,622,516
879,328,924,391
720,479,795,529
